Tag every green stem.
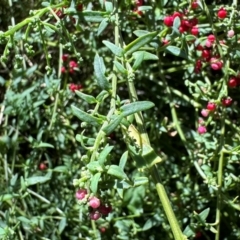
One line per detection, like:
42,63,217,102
123,46,185,240
215,110,226,240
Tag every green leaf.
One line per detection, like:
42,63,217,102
25,174,51,186
0,194,14,202
94,53,110,90
107,165,128,179
120,101,155,117
132,51,144,70
87,161,103,172
197,208,210,222
133,176,149,186
105,1,113,12
114,61,127,74
124,31,158,56
71,105,102,127
166,46,188,59
103,40,124,57
133,30,150,37
58,218,67,234
75,90,97,104
96,90,109,101
76,134,95,146
133,51,158,61
90,172,101,194
53,166,68,173
119,151,128,170
34,141,54,148
78,11,106,22
102,115,124,135
98,144,114,165
138,6,152,11
97,18,109,36
183,225,195,237
18,216,31,224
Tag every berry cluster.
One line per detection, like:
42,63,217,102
61,54,79,74
164,11,199,35
75,189,112,221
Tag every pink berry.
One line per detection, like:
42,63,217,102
89,211,101,221
207,102,216,111
136,0,143,6
228,77,238,88
75,189,87,200
205,40,213,48
201,109,209,117
162,38,169,45
89,197,101,209
222,97,232,107
61,66,66,73
39,163,47,170
163,16,174,27
210,57,223,70
100,227,106,233
227,30,234,38
69,60,78,68
217,7,227,19
197,126,207,134
191,26,199,36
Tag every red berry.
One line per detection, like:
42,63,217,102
39,163,47,170
77,4,83,11
191,1,199,9
228,77,238,88
194,60,202,73
207,102,216,111
196,45,204,51
89,211,101,221
62,54,69,61
98,203,112,215
173,12,182,19
202,49,211,60
69,60,78,68
189,18,198,27
164,16,174,27
191,26,199,36
217,7,227,19
207,34,215,42
222,97,232,107
69,83,82,92
54,9,65,19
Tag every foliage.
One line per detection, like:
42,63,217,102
0,0,240,240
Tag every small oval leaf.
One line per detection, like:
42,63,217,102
107,165,128,179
